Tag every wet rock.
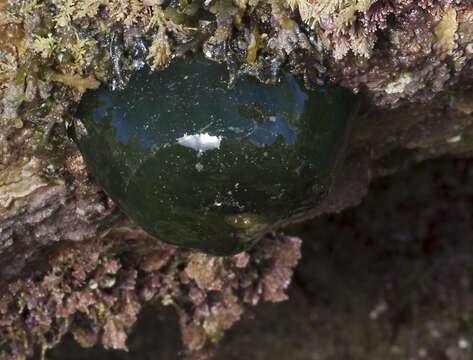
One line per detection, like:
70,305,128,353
2,0,473,359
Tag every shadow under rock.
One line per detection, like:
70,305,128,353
48,157,473,360
45,306,181,360
214,157,473,360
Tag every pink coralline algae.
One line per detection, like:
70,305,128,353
0,228,301,359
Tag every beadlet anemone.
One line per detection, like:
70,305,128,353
73,54,359,255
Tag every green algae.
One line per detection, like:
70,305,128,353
74,55,359,255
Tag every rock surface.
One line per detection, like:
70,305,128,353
2,0,473,358
46,157,473,360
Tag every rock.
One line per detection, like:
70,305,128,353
1,0,473,359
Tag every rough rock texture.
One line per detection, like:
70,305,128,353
0,224,301,359
46,157,473,360
215,157,473,360
4,89,473,359
326,1,473,107
2,0,473,359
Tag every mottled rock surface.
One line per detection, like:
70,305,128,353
2,0,473,358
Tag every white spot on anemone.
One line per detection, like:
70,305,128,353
177,133,222,152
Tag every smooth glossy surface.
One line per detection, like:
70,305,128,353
74,56,359,255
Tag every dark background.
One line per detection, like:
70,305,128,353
47,157,473,360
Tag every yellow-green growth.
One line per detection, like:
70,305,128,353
286,0,374,58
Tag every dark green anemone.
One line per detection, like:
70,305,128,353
74,55,359,255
